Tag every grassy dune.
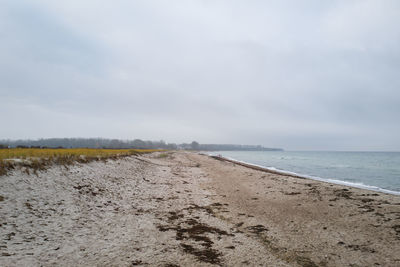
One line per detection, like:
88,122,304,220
0,148,162,176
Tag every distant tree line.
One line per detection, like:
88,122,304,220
188,143,283,151
0,138,177,150
0,138,283,151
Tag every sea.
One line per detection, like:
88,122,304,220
209,151,400,195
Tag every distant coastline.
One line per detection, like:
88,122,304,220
187,143,283,151
0,138,282,152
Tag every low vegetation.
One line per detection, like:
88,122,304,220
157,152,170,158
0,148,162,176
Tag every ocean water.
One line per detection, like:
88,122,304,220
211,151,400,195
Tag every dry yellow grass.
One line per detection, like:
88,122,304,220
0,148,159,160
0,148,163,176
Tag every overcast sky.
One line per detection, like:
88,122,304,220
1,0,399,150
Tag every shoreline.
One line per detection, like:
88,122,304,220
1,151,399,266
208,153,400,196
195,152,400,266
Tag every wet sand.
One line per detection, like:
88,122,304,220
1,151,399,266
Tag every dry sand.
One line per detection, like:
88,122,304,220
0,151,399,266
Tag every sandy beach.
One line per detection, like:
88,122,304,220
1,151,399,266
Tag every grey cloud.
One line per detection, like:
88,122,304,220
1,0,400,150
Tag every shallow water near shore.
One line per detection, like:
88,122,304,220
211,151,400,195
